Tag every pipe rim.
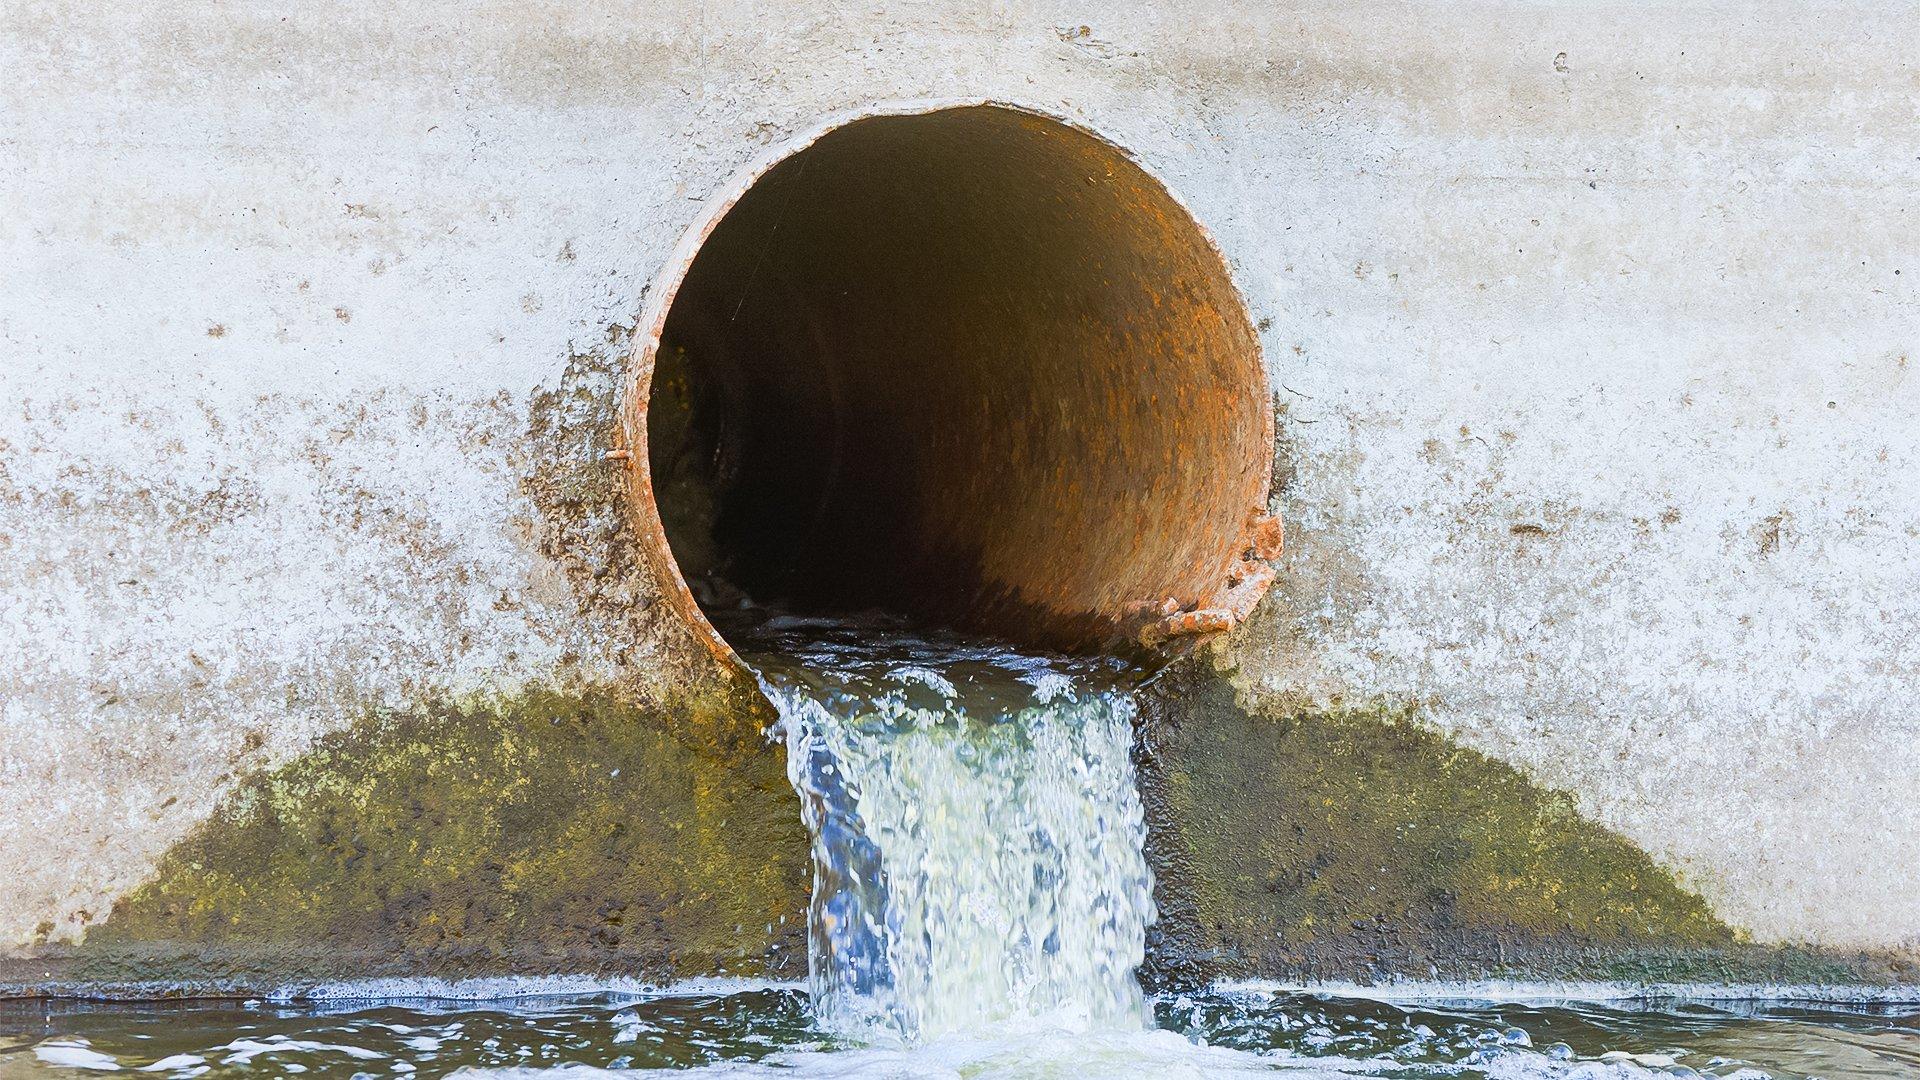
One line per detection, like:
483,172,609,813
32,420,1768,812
618,97,1275,676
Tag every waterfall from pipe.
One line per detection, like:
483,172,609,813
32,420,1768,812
739,618,1156,1044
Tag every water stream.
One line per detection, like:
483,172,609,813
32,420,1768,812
738,616,1154,1042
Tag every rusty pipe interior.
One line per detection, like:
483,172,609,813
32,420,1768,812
645,105,1272,654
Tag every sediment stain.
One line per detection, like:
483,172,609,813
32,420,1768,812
75,684,807,989
34,660,1915,995
1136,661,1914,988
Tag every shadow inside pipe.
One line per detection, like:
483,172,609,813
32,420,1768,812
646,104,1271,657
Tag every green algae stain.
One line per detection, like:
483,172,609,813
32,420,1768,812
63,661,1912,995
1137,666,1736,985
82,685,808,986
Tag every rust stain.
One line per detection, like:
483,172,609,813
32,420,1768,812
617,103,1275,660
1138,509,1284,648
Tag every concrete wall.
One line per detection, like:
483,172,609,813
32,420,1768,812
3,0,1916,978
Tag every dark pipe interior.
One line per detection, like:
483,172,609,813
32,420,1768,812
647,105,1269,653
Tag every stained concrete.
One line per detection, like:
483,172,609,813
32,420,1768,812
3,1,1918,981
1135,659,1917,989
69,683,806,991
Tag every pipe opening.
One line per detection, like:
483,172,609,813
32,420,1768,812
637,104,1272,657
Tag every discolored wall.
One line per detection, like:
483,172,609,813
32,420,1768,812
3,1,1918,992
1133,662,1917,989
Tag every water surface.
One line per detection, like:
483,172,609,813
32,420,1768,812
6,986,1917,1078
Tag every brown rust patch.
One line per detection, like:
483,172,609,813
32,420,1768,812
518,333,752,714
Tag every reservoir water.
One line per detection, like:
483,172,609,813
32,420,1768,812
7,985,1917,1077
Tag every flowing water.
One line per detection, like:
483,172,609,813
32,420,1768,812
737,616,1154,1043
9,617,1919,1077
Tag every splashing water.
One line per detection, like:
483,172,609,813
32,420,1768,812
12,984,1920,1077
738,617,1156,1042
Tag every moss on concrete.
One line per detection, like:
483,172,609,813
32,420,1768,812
22,654,1914,996
1136,661,1918,987
74,682,808,989
1136,662,1740,985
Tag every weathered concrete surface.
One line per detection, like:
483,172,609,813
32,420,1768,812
1136,661,1918,989
3,0,1918,981
63,683,808,992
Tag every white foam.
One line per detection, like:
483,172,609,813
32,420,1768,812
137,1055,206,1073
218,1037,386,1064
1220,977,1920,1006
266,974,799,1004
456,1025,1340,1079
449,1023,1736,1080
34,1041,122,1071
